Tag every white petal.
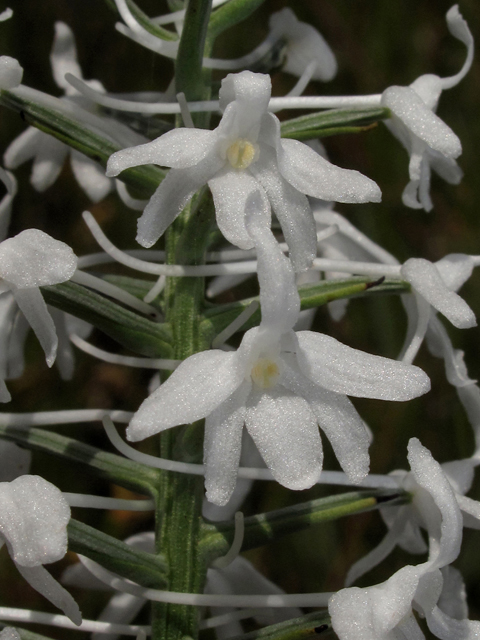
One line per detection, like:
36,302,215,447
13,288,58,367
0,378,11,403
208,169,267,250
30,135,68,191
204,382,250,507
0,475,70,566
245,386,322,490
425,317,472,387
296,331,431,400
94,592,146,640
0,629,21,640
70,150,113,203
429,149,463,184
434,254,474,292
252,148,316,272
278,139,381,203
407,438,462,568
219,71,271,138
437,565,469,621
0,168,16,241
106,128,217,175
426,605,480,640
0,56,23,89
0,229,76,288
442,458,475,496
282,365,369,484
16,564,81,625
245,203,300,334
50,22,83,91
136,156,222,248
50,307,75,380
4,127,41,169
382,86,461,158
401,258,476,329
456,384,480,453
127,350,244,441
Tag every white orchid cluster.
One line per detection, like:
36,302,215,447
0,2,478,640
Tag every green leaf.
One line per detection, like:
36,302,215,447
280,107,391,141
201,277,409,341
207,0,268,39
104,0,179,41
0,89,164,197
68,519,167,588
228,611,333,640
42,281,173,358
200,489,408,559
0,424,160,495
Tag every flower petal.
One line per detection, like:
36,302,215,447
127,350,245,442
30,135,68,192
219,71,271,138
106,128,218,175
426,605,480,640
0,56,23,89
15,564,81,625
245,385,322,490
278,139,381,203
136,156,222,248
296,331,431,400
208,169,269,250
0,628,21,640
13,288,58,367
401,258,476,329
70,150,113,203
382,86,461,158
434,254,474,292
4,127,41,170
252,148,316,272
50,22,83,91
204,382,250,507
282,364,370,484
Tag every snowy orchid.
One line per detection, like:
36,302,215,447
127,194,430,506
107,70,381,272
268,8,337,82
381,6,473,211
4,23,141,202
0,475,81,625
0,229,77,402
330,438,480,640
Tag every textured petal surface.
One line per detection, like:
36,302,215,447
283,365,369,484
296,331,431,400
136,155,223,247
434,254,474,292
204,382,250,507
13,288,58,367
279,139,381,203
107,129,218,175
401,258,476,329
208,169,267,250
0,229,77,288
245,386,322,490
382,86,461,158
252,148,316,272
219,71,271,138
70,150,113,203
127,350,244,441
0,475,70,567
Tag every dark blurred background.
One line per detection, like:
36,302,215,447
1,0,480,637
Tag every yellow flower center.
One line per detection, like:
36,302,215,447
250,358,280,389
226,139,258,170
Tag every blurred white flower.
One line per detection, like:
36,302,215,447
381,6,473,211
0,628,21,640
107,70,381,272
0,56,22,90
0,475,81,625
127,195,429,506
0,229,77,401
330,438,480,640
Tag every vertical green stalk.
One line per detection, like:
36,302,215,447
152,3,213,637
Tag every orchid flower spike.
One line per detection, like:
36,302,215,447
3,23,139,202
0,229,77,401
268,8,337,82
381,5,473,211
107,70,381,272
0,475,81,625
127,192,429,506
330,438,480,640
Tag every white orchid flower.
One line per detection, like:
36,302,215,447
127,194,429,506
107,70,381,272
4,23,141,202
330,438,480,640
381,6,473,211
0,55,22,90
0,475,81,625
268,8,337,82
0,629,20,640
0,229,77,401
